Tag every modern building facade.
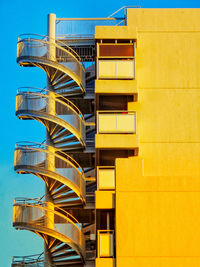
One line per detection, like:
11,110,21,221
12,7,200,267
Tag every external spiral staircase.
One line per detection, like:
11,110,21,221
13,34,95,266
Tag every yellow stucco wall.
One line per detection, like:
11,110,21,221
116,157,200,266
117,8,200,267
95,8,200,267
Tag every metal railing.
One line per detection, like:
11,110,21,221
55,6,141,39
56,18,126,40
16,88,86,145
18,34,82,63
14,142,86,201
14,198,81,228
13,198,85,256
17,34,85,91
108,6,141,19
12,253,46,267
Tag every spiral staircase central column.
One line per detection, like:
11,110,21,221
44,13,56,267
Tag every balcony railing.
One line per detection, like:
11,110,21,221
97,166,115,190
98,59,135,80
97,230,114,258
97,110,136,134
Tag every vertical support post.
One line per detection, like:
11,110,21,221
107,212,110,230
44,13,56,267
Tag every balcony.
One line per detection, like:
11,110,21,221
97,111,136,134
98,59,135,80
96,111,138,149
97,43,135,80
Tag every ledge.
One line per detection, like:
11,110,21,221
95,191,115,209
95,26,137,40
95,80,138,95
95,134,138,149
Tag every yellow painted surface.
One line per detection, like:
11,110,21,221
95,134,138,148
116,191,200,256
96,258,115,267
95,80,138,94
136,33,200,89
129,90,200,142
98,168,115,190
98,232,114,257
95,191,115,209
116,157,200,191
116,157,200,265
140,143,200,176
117,257,200,267
95,25,136,39
127,8,200,28
95,8,200,267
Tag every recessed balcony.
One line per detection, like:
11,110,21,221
97,43,135,80
97,110,136,134
96,111,138,149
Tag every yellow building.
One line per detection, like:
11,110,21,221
12,7,200,267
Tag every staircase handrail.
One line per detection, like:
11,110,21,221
17,87,85,121
14,197,82,230
18,33,82,63
15,141,85,176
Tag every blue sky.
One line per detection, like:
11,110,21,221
1,0,200,265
